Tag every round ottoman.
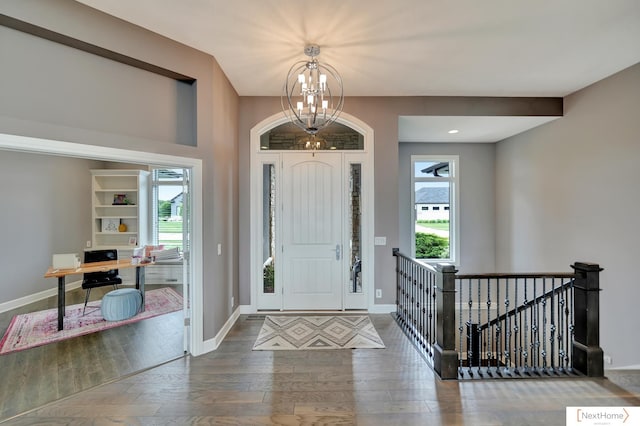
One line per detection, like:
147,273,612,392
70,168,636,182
101,288,142,321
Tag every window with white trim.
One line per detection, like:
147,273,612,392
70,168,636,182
150,168,188,251
411,155,459,263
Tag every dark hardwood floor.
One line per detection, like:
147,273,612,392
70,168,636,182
0,284,184,421
1,313,638,425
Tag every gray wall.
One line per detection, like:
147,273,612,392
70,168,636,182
495,63,640,368
399,142,496,274
5,0,631,368
0,25,195,146
0,0,239,341
0,151,104,301
239,97,558,305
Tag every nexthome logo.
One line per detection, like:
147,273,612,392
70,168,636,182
566,407,638,425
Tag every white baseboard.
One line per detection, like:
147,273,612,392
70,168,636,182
0,280,82,314
201,306,241,354
608,364,640,370
239,304,253,315
368,303,396,314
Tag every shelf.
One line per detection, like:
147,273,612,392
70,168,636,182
96,231,138,235
91,169,149,250
95,216,138,219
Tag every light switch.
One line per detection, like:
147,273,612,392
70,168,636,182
217,243,222,255
374,237,386,246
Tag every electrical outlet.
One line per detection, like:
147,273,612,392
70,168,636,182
375,289,382,298
217,243,222,256
86,240,91,248
231,296,234,307
604,355,613,365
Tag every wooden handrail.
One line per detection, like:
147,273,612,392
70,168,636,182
456,272,577,280
473,276,576,332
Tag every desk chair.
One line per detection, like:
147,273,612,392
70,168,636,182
82,249,122,315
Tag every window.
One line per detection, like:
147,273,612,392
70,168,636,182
262,163,276,294
260,122,364,150
411,156,458,263
349,163,363,294
151,168,188,251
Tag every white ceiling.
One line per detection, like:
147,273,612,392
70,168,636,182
76,0,640,142
399,116,560,143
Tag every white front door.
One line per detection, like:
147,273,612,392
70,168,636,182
282,153,343,309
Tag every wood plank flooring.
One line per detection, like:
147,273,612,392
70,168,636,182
2,314,639,425
0,285,184,421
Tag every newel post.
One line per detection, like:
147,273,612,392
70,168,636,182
571,262,604,377
434,263,458,379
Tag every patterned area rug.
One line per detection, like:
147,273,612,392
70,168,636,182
252,315,385,350
0,287,182,355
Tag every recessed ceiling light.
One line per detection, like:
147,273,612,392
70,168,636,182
448,129,459,134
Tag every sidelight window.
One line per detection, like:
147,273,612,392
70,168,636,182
349,163,362,294
262,163,276,294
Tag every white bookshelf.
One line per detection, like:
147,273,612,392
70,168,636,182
91,169,149,252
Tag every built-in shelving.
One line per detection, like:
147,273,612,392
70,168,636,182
91,169,149,251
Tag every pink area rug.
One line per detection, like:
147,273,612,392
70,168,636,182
0,287,183,355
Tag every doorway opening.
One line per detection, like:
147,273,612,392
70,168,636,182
0,133,204,355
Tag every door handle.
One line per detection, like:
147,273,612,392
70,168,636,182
332,244,341,260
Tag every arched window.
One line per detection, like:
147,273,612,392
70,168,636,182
259,122,364,151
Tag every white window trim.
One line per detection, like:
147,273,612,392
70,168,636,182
411,155,460,265
150,168,188,248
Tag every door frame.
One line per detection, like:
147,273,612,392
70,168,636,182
249,112,374,311
0,132,205,356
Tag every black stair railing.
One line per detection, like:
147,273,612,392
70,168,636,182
392,248,438,365
393,249,604,380
457,273,578,379
476,276,575,333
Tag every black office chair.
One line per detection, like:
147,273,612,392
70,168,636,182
82,249,122,315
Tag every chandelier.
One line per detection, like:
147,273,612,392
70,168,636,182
295,135,334,151
281,45,344,135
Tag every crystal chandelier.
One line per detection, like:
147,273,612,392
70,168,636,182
281,45,344,135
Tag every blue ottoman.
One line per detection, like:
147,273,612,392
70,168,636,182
101,288,142,321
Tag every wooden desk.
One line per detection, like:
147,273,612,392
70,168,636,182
44,259,153,331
